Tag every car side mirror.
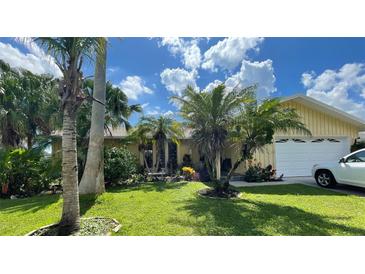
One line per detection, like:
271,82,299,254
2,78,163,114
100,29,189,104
339,158,346,163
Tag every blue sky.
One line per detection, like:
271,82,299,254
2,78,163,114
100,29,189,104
1,37,365,124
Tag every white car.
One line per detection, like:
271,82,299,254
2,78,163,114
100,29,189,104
312,148,365,188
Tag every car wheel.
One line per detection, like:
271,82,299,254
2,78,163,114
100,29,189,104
315,170,336,188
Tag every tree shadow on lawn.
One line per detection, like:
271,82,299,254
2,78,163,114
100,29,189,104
235,184,348,197
79,194,99,216
0,194,60,215
107,181,189,194
171,195,365,236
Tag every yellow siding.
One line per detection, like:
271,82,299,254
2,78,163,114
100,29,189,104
177,140,200,168
252,100,360,171
52,100,361,174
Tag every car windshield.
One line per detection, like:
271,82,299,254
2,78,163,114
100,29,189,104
347,151,365,163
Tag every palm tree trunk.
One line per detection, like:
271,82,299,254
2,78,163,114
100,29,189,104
223,156,245,190
27,134,32,149
215,150,221,180
58,103,80,235
154,138,162,172
79,40,106,195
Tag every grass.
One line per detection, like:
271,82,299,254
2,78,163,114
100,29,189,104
1,182,365,235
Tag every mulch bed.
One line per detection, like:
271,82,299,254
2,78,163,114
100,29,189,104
197,188,241,199
27,217,121,236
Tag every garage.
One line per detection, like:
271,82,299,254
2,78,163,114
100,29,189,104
275,137,350,177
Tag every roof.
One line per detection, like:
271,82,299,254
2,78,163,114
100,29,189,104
281,94,365,131
51,95,365,140
51,125,129,138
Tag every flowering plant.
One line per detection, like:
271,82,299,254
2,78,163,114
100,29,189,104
182,166,196,181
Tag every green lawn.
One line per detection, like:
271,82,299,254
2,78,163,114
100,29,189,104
1,182,365,236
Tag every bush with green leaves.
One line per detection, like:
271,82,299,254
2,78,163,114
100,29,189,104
351,141,365,152
104,146,139,184
0,147,61,197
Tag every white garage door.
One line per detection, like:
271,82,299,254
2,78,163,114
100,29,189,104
275,137,349,177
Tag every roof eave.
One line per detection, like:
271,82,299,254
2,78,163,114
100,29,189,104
281,94,365,130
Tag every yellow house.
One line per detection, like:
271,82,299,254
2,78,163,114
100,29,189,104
51,95,365,177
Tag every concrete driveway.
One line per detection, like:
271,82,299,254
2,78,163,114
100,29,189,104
231,176,365,197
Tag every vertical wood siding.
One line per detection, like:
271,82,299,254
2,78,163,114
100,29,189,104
251,100,360,170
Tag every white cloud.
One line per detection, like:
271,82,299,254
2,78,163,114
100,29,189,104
224,59,276,98
301,71,315,87
203,80,222,92
107,66,120,74
0,41,62,77
145,106,174,117
119,76,153,100
160,68,198,96
202,37,264,72
302,63,365,118
146,109,159,116
160,38,201,70
163,110,174,117
141,103,150,109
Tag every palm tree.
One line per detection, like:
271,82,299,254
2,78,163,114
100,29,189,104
134,115,183,172
75,79,142,177
172,84,253,186
105,82,142,132
77,80,142,137
0,60,26,147
34,37,105,235
224,93,311,188
20,70,60,148
0,60,60,148
79,39,107,195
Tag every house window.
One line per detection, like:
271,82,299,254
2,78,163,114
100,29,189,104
327,138,341,143
275,139,289,143
311,138,324,143
292,138,306,143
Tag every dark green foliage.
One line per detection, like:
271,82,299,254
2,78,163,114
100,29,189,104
181,154,193,168
0,60,60,148
104,146,139,184
0,147,61,197
172,84,254,181
244,163,266,182
351,140,365,152
243,162,280,182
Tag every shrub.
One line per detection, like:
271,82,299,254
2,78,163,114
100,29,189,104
182,166,196,181
351,141,365,152
104,146,139,184
243,160,280,182
123,174,146,186
181,154,192,167
244,161,265,182
0,148,61,197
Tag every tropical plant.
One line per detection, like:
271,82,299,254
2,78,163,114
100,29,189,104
133,115,183,172
0,145,61,197
34,37,105,235
351,140,365,152
104,146,139,184
77,80,142,138
224,92,311,188
105,81,142,132
182,166,195,181
172,84,253,186
75,79,142,180
0,60,60,148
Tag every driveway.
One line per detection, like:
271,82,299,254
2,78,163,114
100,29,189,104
231,176,365,197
